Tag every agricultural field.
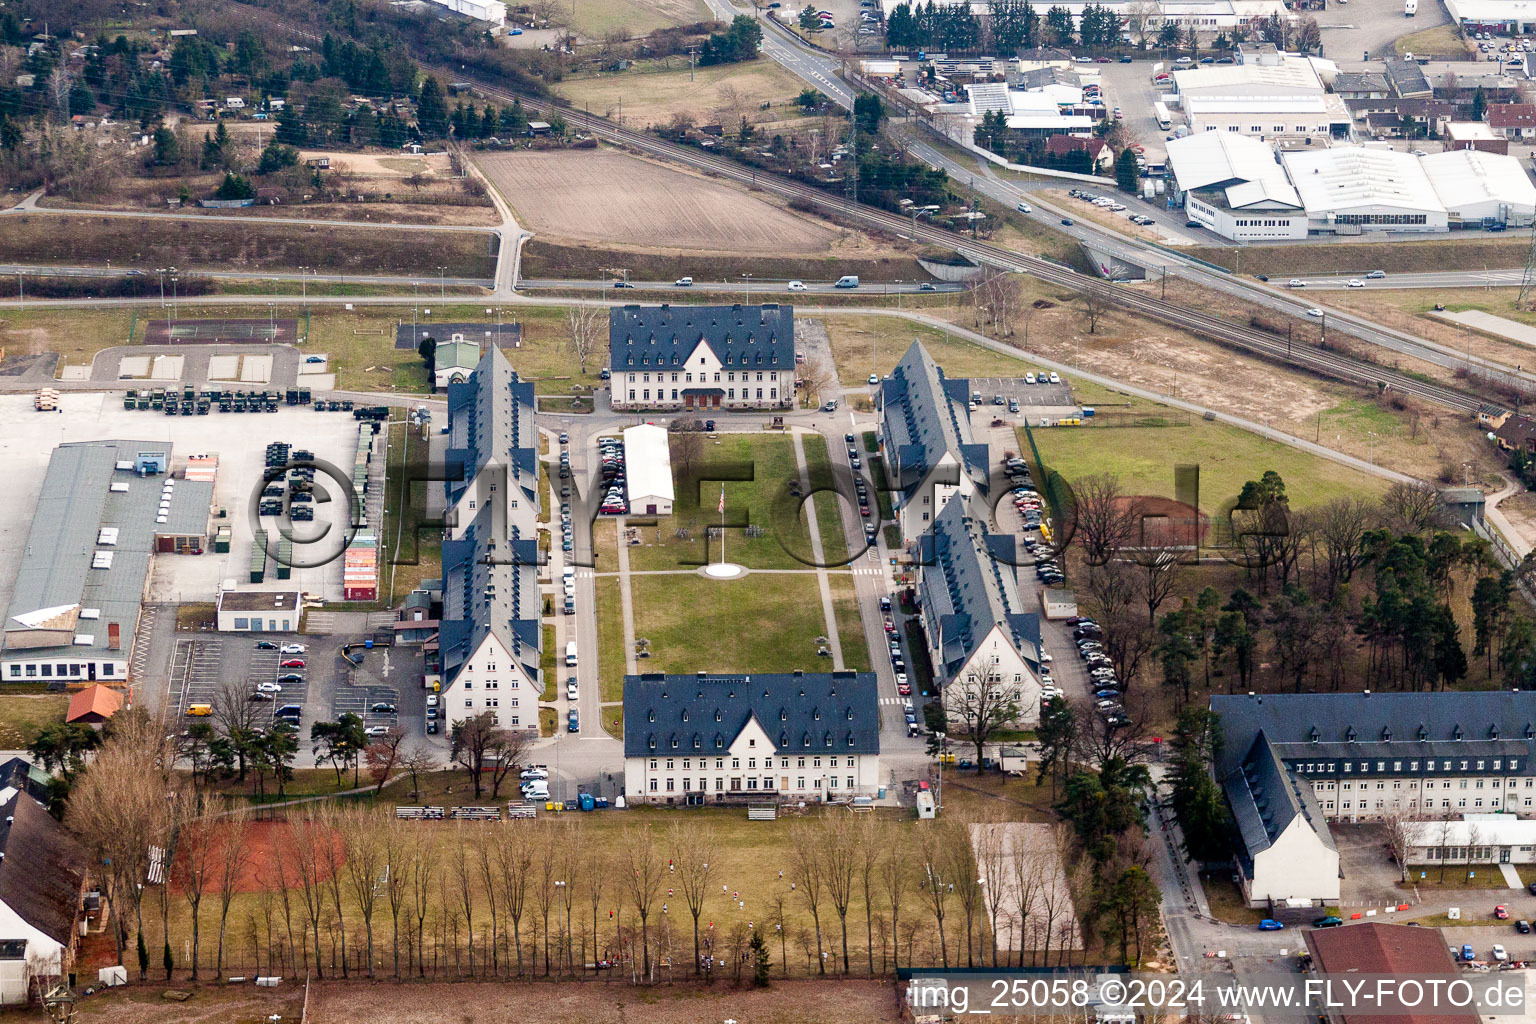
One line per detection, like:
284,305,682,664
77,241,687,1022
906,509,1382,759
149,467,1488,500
474,148,841,253
554,60,809,128
563,0,710,40
0,214,496,278
1185,236,1526,277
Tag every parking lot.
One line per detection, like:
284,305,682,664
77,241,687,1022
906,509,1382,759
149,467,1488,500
0,393,375,611
167,634,311,732
966,375,1076,410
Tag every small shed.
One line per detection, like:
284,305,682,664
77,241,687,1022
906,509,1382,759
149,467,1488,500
1039,587,1077,620
999,744,1029,774
65,684,123,727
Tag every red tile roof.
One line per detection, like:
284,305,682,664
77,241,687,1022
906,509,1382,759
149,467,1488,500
1305,923,1478,1024
1489,103,1536,127
65,684,122,723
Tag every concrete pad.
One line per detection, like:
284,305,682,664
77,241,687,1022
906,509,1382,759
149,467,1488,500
59,365,90,381
0,395,377,608
296,372,335,392
117,356,151,379
239,354,273,384
206,354,241,381
1430,309,1536,349
150,354,184,380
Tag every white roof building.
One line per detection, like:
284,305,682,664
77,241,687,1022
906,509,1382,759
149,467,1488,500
1281,146,1449,232
1172,56,1325,100
1422,149,1536,225
622,424,675,516
1444,0,1536,29
878,0,1292,27
1404,814,1536,863
1166,132,1307,241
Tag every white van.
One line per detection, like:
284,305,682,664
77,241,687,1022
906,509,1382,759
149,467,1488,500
565,641,578,667
522,782,549,801
834,275,860,288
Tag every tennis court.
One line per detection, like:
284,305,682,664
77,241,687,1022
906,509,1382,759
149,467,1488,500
142,318,300,345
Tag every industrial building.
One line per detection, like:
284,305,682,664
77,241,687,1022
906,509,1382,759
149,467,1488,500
1444,0,1536,33
422,0,506,27
622,671,881,803
1403,813,1536,865
215,589,302,632
1212,691,1536,907
877,0,1294,31
1170,48,1350,141
1,441,212,685
1166,132,1308,241
433,346,543,732
1305,923,1478,1024
609,304,796,412
621,424,675,516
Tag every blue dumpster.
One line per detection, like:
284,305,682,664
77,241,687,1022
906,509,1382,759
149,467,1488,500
578,793,595,811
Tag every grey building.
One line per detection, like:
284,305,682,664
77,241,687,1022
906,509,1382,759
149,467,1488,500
2,441,211,685
915,498,1043,724
434,347,542,732
1385,59,1433,99
1334,72,1390,100
877,341,990,544
609,303,795,412
1212,691,1536,905
622,670,881,803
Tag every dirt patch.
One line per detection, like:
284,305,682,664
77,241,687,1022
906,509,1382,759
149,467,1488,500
1186,237,1528,277
1495,489,1536,551
299,151,452,178
474,148,840,253
1113,494,1209,545
169,819,343,895
307,978,903,1024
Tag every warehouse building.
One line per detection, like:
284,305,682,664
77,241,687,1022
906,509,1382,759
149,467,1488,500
1166,132,1308,241
1422,149,1536,225
609,304,795,413
1282,146,1447,233
878,0,1294,31
622,424,675,516
2,442,211,685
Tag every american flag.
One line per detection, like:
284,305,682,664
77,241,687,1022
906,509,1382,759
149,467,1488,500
718,485,726,514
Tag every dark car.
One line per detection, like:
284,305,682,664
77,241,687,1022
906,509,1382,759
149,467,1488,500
254,641,278,650
1061,218,1074,226
1517,920,1532,934
1314,916,1343,928
370,702,397,714
1119,54,1133,62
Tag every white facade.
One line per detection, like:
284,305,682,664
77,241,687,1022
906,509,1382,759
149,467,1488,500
1166,131,1307,241
937,622,1043,728
1282,147,1450,233
623,715,881,803
1244,811,1341,906
442,631,539,733
1185,94,1351,140
1422,149,1536,225
1404,814,1536,864
1184,194,1308,239
879,0,1293,29
425,0,506,26
621,424,675,516
215,590,301,632
1308,770,1536,819
898,451,977,541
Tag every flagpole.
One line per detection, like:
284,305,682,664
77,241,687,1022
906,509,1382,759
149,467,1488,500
719,484,726,567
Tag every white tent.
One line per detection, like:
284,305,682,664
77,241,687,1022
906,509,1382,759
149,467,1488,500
622,424,675,516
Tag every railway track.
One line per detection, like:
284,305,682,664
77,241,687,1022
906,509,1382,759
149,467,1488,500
201,1,1488,414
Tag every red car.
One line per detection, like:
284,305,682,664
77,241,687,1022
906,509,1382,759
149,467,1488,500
1495,905,1510,919
897,683,912,696
281,659,306,668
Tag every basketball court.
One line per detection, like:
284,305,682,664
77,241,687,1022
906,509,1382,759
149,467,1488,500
142,318,300,346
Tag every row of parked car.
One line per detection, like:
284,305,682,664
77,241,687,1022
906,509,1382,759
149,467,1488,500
597,436,628,516
1073,617,1132,728
843,433,879,543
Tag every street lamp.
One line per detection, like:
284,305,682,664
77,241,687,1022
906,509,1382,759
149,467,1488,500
438,265,447,300
742,273,752,305
156,267,167,307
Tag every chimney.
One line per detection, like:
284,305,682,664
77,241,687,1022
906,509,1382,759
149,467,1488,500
107,623,121,650
1364,689,1371,697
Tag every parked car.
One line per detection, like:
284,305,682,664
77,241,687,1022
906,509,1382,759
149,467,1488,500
365,725,391,737
1313,916,1343,928
1462,944,1476,961
568,710,580,732
281,659,306,668
1495,905,1510,919
280,643,307,654
277,673,304,683
370,702,397,714
1492,944,1509,962
1258,919,1284,931
254,641,278,650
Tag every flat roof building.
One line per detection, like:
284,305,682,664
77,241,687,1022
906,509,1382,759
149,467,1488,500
1422,149,1536,224
622,424,675,516
1166,132,1307,241
216,589,302,632
2,441,212,686
1282,146,1449,233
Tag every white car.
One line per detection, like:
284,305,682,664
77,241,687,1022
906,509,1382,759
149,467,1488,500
1039,651,1053,663
364,725,391,737
567,680,579,700
1288,279,1305,288
521,767,549,780
1025,372,1037,384
787,280,807,291
280,644,307,655
868,374,880,384
1048,372,1060,384
1493,944,1509,961
1016,201,1033,213
1346,279,1365,288
1306,307,1325,317
426,693,439,707
255,681,282,694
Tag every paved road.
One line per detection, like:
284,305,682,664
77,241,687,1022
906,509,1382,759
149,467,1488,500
522,277,962,294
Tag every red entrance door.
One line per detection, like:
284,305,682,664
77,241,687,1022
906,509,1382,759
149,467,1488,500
683,394,694,409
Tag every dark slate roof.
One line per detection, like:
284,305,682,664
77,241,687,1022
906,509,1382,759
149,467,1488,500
1211,692,1536,779
438,501,542,691
0,758,51,806
916,499,1041,679
1223,729,1336,873
622,671,879,758
879,341,989,499
444,346,539,513
1384,59,1431,98
1334,71,1388,95
0,792,85,946
608,304,794,373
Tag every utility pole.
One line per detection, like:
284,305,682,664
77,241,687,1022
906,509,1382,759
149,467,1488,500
438,266,447,300
687,45,699,82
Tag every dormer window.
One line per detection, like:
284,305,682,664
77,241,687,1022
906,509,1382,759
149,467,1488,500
1418,724,1429,741
681,709,689,722
1491,723,1500,739
1381,727,1392,743
1454,725,1464,741
715,709,723,722
780,709,788,721
1309,727,1319,744
647,710,656,723
1345,726,1357,743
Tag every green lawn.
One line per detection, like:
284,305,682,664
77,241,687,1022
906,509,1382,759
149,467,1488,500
382,418,441,604
1028,418,1391,515
594,575,625,703
0,694,69,749
541,624,557,698
625,434,816,571
629,573,834,674
828,572,871,673
802,433,849,566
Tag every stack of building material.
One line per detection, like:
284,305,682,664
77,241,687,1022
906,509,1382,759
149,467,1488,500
343,533,377,601
184,455,219,483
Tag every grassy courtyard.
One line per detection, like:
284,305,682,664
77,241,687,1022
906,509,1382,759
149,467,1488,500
629,573,835,675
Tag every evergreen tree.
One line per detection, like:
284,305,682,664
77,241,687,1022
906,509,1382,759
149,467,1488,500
1115,146,1139,192
480,104,498,138
152,123,180,165
67,81,96,116
854,92,885,134
1473,85,1488,121
1045,5,1075,46
416,76,449,138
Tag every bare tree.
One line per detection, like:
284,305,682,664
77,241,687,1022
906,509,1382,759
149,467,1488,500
946,818,984,967
364,728,407,793
973,817,1011,967
452,823,481,976
383,819,414,979
1131,547,1182,624
1382,480,1455,537
821,815,859,974
494,821,533,977
398,744,441,800
790,820,829,974
1079,286,1114,335
566,305,603,375
1070,474,1143,567
971,271,1024,336
916,820,953,967
583,844,607,973
949,667,1023,769
1318,495,1377,592
671,819,717,976
622,827,665,978
288,811,330,977
211,678,263,781
1383,813,1419,883
856,814,882,976
213,806,251,978
671,430,705,482
340,807,387,978
408,822,436,976
450,712,503,798
485,728,537,799
176,796,226,979
878,820,914,973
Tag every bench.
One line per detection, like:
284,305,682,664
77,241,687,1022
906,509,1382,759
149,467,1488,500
506,805,538,820
395,806,445,820
746,804,778,821
449,806,502,821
